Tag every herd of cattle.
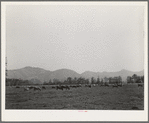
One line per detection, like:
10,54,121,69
14,83,144,91
16,85,46,91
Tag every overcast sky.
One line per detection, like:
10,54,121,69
6,3,145,73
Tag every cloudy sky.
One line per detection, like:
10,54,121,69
6,3,145,73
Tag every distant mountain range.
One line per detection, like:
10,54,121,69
8,66,144,84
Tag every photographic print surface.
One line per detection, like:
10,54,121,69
2,1,148,122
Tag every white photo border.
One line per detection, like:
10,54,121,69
1,1,148,121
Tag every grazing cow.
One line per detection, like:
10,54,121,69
24,87,29,91
56,85,70,90
138,83,143,87
113,84,118,88
118,84,123,87
16,86,20,88
76,85,79,87
76,84,81,87
72,85,77,88
100,84,105,87
79,84,82,87
93,84,97,87
42,86,46,89
52,86,56,89
85,84,91,88
66,85,70,90
62,85,70,90
28,86,34,90
34,86,41,91
56,85,63,90
88,85,91,88
105,83,109,87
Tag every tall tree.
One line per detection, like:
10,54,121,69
91,77,94,84
141,76,144,83
97,77,100,84
127,76,132,83
86,79,89,84
67,77,72,84
118,76,122,83
132,74,137,79
73,77,77,84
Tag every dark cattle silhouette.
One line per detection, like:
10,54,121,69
34,86,41,91
71,85,77,88
85,84,88,87
105,83,109,87
79,84,82,87
62,85,70,90
85,84,91,88
118,84,123,87
28,86,34,90
24,87,29,91
75,84,82,88
138,83,143,87
56,85,70,90
56,86,63,90
52,86,56,89
113,84,118,88
88,85,91,88
117,83,123,87
100,84,105,87
76,85,80,87
42,86,46,89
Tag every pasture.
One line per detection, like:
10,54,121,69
6,84,144,110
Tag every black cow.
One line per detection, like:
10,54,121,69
85,84,88,87
118,84,123,87
52,86,56,89
42,86,46,89
16,86,20,88
85,84,91,88
100,84,105,87
72,85,77,88
62,85,70,90
76,85,79,87
138,83,143,87
28,86,34,90
24,87,29,91
56,86,63,90
113,84,118,88
79,84,82,87
105,83,109,87
34,86,41,91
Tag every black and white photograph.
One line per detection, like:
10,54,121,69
1,1,148,121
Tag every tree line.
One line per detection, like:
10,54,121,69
6,74,144,86
6,78,33,86
127,74,144,83
43,77,104,85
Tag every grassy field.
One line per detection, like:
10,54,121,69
6,84,144,110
